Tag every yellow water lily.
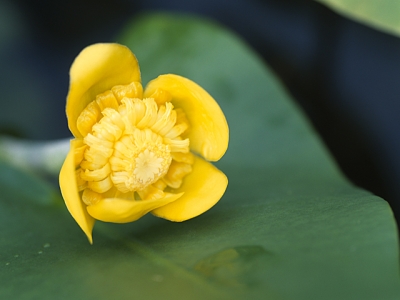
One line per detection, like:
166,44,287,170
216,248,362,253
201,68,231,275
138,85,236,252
59,43,229,243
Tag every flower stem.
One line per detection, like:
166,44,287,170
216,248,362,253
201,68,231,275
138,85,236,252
0,136,70,177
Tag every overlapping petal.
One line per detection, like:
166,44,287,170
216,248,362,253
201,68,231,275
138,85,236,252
151,156,228,221
66,43,141,138
87,192,183,223
59,139,95,243
144,74,229,161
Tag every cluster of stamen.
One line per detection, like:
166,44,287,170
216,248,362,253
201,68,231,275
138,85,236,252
74,82,194,205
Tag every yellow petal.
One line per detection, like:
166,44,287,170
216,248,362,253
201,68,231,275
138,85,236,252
66,43,141,138
87,192,184,223
151,155,228,221
144,74,229,161
59,139,95,244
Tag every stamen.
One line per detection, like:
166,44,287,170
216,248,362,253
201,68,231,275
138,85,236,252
74,143,87,167
132,99,146,124
76,169,87,191
137,184,165,200
144,88,172,104
110,129,172,192
88,176,113,193
163,137,190,153
112,82,143,101
84,134,114,159
171,152,194,164
84,147,110,166
153,179,167,190
97,112,124,141
163,161,192,189
76,83,194,205
164,108,190,138
151,103,177,136
80,160,104,171
118,98,137,133
96,90,119,111
165,123,189,139
82,188,103,205
109,156,129,171
84,134,113,150
77,101,101,136
102,108,125,132
80,163,111,182
136,98,158,129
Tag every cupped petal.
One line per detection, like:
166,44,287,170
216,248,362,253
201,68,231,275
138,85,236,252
67,43,141,138
87,192,184,223
144,74,229,161
151,155,228,221
59,139,95,244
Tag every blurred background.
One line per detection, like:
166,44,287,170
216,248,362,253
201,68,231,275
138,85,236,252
1,0,400,223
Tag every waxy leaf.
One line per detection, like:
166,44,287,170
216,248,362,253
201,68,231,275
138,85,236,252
316,0,400,37
1,14,399,300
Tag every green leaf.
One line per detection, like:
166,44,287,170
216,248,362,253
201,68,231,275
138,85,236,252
1,13,399,299
0,158,59,206
315,0,400,37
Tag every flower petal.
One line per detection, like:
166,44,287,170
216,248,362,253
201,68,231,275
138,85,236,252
67,43,141,138
151,155,228,221
59,139,95,244
144,74,229,161
87,192,184,223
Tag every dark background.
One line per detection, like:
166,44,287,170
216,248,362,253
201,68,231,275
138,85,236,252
1,0,400,224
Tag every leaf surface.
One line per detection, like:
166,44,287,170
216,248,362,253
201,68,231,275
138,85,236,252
1,14,399,300
316,0,400,37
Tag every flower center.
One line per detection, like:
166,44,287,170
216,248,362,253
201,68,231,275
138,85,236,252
135,150,166,182
75,82,194,205
110,129,172,193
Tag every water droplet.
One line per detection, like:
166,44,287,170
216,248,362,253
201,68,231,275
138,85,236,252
14,254,19,258
43,243,50,248
151,274,164,282
194,245,275,288
5,262,10,266
38,251,43,254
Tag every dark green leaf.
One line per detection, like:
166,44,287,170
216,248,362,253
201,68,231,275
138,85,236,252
316,0,400,37
1,14,399,300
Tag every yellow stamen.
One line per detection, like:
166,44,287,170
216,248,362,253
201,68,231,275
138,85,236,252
74,143,87,167
144,88,172,104
82,188,103,205
88,176,113,193
96,90,119,111
163,137,190,153
171,152,194,164
80,163,111,182
110,129,172,193
76,83,193,204
137,98,159,129
75,169,87,191
163,161,193,189
151,103,177,136
76,101,101,136
112,82,143,101
137,184,165,200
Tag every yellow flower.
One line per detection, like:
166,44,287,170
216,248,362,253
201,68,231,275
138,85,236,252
59,43,229,243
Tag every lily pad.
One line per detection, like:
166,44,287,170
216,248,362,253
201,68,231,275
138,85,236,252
0,13,399,300
315,0,400,37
